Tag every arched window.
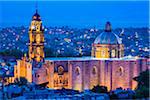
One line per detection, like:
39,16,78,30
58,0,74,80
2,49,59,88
16,69,17,73
46,69,48,76
111,49,115,57
117,66,124,76
92,66,97,75
75,67,80,76
101,50,105,57
58,66,64,75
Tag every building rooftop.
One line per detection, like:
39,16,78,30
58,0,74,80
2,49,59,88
45,56,145,61
32,9,41,21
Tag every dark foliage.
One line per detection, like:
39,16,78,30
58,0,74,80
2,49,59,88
133,69,149,98
0,49,24,59
14,77,28,86
109,91,118,100
91,85,108,93
44,47,55,57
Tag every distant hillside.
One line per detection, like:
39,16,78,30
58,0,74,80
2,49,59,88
0,26,149,58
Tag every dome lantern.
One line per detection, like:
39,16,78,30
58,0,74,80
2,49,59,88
105,21,111,32
94,22,122,45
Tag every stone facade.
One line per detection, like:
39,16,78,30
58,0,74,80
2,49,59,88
13,56,32,83
32,58,149,91
91,44,124,58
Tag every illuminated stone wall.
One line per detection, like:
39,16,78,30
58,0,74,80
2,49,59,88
71,61,83,91
32,66,48,85
45,61,54,88
91,44,124,58
89,60,99,89
13,57,149,91
12,56,32,83
111,60,131,90
40,58,149,91
46,61,70,89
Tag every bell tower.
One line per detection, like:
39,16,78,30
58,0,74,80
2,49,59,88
28,9,44,63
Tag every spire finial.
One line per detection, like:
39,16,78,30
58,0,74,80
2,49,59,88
36,9,38,13
35,0,38,13
105,21,112,32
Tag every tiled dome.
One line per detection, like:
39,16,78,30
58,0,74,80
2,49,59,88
94,22,122,44
94,31,122,44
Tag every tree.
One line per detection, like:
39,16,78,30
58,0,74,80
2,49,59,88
0,49,24,59
133,69,149,98
44,47,55,57
91,85,108,93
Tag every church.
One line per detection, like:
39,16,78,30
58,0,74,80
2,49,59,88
12,9,149,91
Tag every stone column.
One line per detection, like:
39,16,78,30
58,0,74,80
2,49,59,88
68,61,72,89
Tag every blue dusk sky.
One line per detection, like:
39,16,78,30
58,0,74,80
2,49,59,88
0,0,149,28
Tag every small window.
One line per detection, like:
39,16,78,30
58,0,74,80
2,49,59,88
92,67,97,75
101,51,105,56
58,66,64,75
46,70,48,75
117,66,124,76
111,50,115,57
60,80,62,83
75,67,80,76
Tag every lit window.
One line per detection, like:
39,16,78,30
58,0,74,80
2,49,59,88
58,66,64,75
111,50,115,57
36,34,41,43
36,47,41,55
101,50,105,57
33,16,37,19
31,26,36,30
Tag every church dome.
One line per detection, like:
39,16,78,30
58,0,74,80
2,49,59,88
94,22,122,44
32,10,41,21
94,31,122,44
